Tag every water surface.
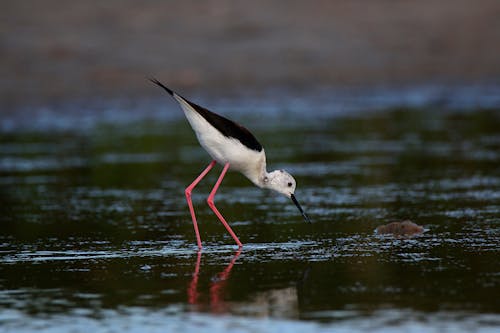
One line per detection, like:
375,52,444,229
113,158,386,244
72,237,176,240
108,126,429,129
1,88,499,332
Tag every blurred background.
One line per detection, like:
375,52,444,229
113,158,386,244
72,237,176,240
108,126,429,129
1,0,500,106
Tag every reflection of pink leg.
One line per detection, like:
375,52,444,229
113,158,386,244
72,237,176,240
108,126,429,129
207,163,243,247
210,249,242,312
185,160,216,249
187,250,202,305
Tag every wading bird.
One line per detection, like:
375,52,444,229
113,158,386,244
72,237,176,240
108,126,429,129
151,79,310,249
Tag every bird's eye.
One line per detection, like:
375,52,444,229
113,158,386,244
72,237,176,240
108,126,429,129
287,182,292,187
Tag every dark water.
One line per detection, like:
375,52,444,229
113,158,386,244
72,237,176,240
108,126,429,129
1,87,500,332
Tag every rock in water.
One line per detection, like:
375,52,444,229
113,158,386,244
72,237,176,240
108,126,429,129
376,220,424,237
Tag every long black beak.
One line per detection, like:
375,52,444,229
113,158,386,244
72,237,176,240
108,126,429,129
291,194,311,223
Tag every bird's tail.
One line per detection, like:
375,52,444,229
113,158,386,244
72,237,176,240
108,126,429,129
149,78,174,96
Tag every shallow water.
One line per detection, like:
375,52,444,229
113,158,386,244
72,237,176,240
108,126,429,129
1,89,500,332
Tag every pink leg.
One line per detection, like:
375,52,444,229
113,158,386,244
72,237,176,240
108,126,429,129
207,163,243,247
185,160,217,249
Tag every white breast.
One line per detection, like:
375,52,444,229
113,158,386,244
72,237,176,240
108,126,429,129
174,94,266,184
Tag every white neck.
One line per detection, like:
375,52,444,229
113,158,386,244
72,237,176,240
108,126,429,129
238,150,296,198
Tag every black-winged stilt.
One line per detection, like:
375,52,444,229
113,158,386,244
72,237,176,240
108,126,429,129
151,79,310,249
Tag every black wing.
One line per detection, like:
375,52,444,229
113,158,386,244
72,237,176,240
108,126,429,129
151,79,263,152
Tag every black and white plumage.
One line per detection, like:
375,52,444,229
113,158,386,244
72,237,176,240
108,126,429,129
151,79,310,248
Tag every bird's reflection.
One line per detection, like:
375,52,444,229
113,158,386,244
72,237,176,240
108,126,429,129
187,250,202,305
187,249,241,313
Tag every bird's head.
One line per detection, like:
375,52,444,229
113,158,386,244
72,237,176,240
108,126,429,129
263,169,310,223
264,169,296,197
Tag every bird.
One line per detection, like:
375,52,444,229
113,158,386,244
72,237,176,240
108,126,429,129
151,79,310,249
